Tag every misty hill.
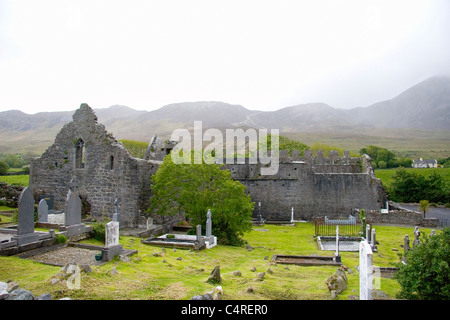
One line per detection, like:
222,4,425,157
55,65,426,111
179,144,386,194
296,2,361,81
0,76,449,155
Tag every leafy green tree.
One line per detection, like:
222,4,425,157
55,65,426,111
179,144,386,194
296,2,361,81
377,160,387,169
389,167,426,202
395,227,450,300
418,200,430,218
0,161,9,175
149,152,254,246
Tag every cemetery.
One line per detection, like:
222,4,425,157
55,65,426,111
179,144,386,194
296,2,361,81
0,104,447,301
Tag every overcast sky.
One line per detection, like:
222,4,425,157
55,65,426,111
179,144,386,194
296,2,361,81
1,0,449,114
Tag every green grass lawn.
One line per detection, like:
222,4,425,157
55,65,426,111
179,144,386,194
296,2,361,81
0,222,436,300
375,167,450,191
0,174,29,186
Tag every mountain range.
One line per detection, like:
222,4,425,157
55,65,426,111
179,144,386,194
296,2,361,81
0,76,449,156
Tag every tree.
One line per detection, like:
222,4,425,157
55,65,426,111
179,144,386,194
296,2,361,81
0,161,9,175
395,227,450,300
418,200,430,219
149,151,254,246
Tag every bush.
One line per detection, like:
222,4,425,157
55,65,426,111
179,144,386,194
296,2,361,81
395,227,450,299
0,161,9,175
91,216,110,242
56,234,67,244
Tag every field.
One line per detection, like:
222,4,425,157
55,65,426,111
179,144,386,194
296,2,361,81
0,222,437,300
374,167,450,191
0,174,29,186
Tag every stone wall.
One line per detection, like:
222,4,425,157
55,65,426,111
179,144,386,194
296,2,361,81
224,154,386,221
366,210,439,228
29,104,160,228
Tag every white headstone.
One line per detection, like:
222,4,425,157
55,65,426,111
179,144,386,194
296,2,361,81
290,207,294,223
359,240,373,300
105,221,120,248
146,217,153,230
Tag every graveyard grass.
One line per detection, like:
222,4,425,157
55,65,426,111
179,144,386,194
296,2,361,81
0,222,432,300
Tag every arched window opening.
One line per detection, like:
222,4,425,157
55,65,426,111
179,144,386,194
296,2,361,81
75,138,86,169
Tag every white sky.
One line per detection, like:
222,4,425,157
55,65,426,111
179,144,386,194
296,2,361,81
1,0,449,113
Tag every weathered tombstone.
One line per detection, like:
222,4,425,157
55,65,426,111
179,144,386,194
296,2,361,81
11,187,39,245
366,224,371,242
290,207,294,223
39,195,54,211
359,240,373,300
403,234,410,253
430,229,436,236
196,224,205,249
37,199,49,223
102,220,123,261
413,226,420,248
105,221,119,248
65,189,81,226
206,209,214,243
371,228,377,251
64,189,86,237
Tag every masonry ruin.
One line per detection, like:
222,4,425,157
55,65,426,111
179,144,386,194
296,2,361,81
29,104,386,229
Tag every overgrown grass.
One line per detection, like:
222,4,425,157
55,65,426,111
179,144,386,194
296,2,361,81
0,223,438,300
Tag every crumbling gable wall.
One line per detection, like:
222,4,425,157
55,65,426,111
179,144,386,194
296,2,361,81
29,104,159,227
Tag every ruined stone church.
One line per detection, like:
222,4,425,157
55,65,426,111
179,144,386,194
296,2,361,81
30,103,386,228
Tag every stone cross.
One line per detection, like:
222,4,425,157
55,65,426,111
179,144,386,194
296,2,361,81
113,198,120,222
37,198,49,223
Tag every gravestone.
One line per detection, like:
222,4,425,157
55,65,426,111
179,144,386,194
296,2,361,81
39,195,54,211
366,224,371,242
196,225,205,249
359,240,373,300
290,207,294,223
12,188,39,245
37,199,49,223
205,209,214,243
64,189,86,237
102,220,123,261
335,225,341,262
403,234,410,253
105,221,119,247
413,226,420,249
371,228,377,251
112,198,120,222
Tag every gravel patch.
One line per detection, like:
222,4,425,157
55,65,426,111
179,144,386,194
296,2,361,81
29,246,101,266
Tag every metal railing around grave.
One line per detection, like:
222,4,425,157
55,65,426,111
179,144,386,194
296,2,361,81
314,216,361,237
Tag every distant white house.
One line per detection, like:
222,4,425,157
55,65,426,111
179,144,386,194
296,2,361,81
412,158,438,168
